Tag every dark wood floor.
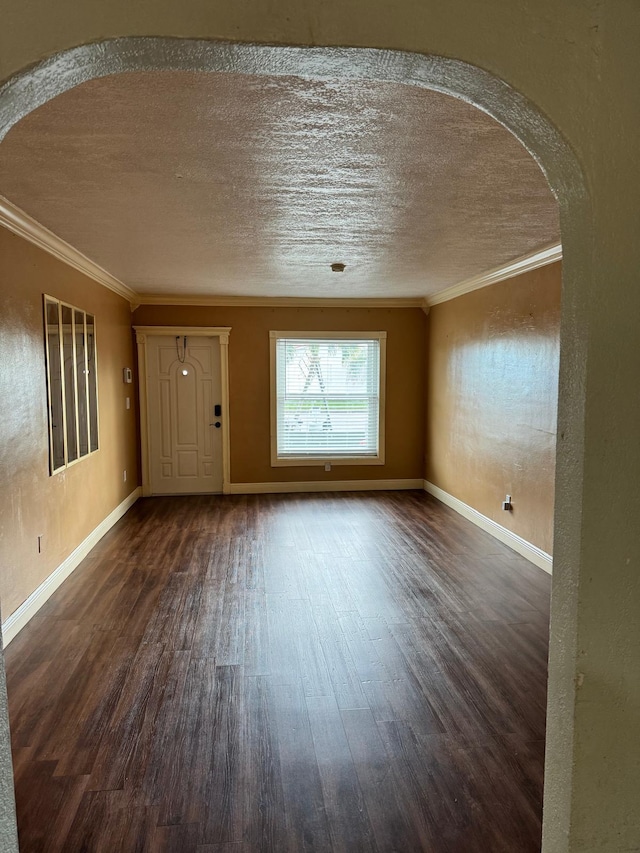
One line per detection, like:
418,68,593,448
5,491,551,852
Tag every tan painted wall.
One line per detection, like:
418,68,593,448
0,227,138,620
132,304,426,484
426,263,561,555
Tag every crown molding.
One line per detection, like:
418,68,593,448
0,195,137,305
0,193,560,312
133,293,426,309
426,242,562,307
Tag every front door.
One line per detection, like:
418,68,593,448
146,334,223,494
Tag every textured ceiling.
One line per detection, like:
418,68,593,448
0,71,559,299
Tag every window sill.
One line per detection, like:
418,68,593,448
271,455,385,467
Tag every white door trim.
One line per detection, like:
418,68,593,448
134,326,232,496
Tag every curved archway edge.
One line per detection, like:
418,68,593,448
0,37,595,853
0,37,587,205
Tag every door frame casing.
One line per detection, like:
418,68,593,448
134,326,232,496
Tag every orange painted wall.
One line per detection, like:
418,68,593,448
132,304,426,485
0,228,139,620
425,262,561,554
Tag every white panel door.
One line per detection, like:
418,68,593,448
147,335,223,494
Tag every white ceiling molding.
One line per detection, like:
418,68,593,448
0,191,560,313
0,195,137,305
133,294,426,309
426,242,562,307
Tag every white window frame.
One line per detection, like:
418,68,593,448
270,330,386,467
44,294,100,475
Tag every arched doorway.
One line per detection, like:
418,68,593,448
0,38,592,852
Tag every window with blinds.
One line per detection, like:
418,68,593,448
270,332,386,465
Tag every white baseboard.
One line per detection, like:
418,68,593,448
2,487,142,646
226,478,424,495
423,480,552,573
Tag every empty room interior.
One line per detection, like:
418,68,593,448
1,60,564,851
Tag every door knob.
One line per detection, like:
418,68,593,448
210,421,221,428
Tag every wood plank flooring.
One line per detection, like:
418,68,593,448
5,491,551,852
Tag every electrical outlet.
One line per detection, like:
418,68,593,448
502,494,513,511
325,462,331,472
125,397,131,410
123,469,127,483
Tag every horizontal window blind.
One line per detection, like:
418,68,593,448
275,337,380,458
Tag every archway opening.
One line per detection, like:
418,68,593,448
0,38,590,853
